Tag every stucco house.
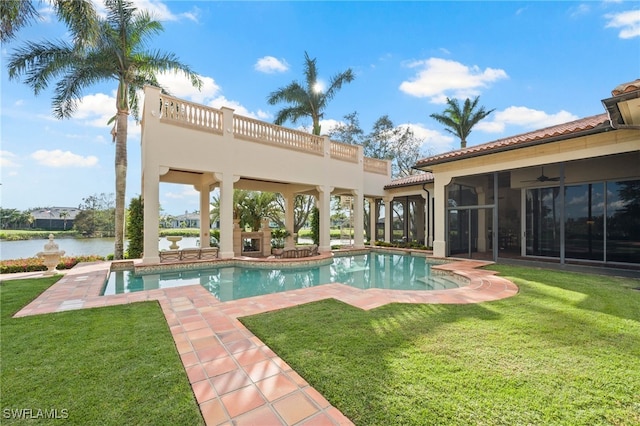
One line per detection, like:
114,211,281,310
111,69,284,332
139,80,639,270
31,207,82,231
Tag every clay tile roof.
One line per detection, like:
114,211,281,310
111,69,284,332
414,113,610,169
612,79,640,96
384,172,434,189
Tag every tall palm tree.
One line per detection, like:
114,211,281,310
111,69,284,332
1,0,98,43
430,96,494,149
8,0,202,259
267,51,354,136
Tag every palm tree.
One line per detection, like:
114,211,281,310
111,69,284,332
1,0,98,43
430,96,494,149
8,0,202,259
59,210,69,230
267,51,354,136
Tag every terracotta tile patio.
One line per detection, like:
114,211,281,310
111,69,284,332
5,258,518,425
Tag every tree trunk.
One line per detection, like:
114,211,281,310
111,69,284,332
114,111,128,259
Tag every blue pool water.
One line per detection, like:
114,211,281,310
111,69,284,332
102,252,459,302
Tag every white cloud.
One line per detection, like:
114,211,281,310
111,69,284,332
207,96,262,119
1,150,21,168
163,186,199,199
399,58,508,103
30,150,98,167
320,119,342,134
256,110,271,120
569,4,591,18
94,0,199,22
254,56,290,73
74,92,115,125
605,9,640,39
475,106,579,133
400,123,455,155
156,71,220,104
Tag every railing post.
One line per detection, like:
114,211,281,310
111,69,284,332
221,106,235,138
322,135,331,158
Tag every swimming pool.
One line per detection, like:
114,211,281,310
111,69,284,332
102,252,460,302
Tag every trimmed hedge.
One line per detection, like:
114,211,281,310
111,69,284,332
0,255,106,274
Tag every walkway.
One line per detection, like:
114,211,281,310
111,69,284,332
6,259,518,425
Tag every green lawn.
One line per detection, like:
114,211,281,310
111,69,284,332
240,265,640,425
0,277,203,425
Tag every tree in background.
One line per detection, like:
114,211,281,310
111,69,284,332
1,0,98,43
267,51,354,136
211,190,280,232
8,0,202,259
74,193,115,237
430,96,494,149
310,207,320,245
272,194,315,241
328,112,424,178
126,196,143,259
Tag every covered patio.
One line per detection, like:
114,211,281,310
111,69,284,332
140,86,391,263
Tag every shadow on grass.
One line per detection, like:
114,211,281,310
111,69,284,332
0,277,204,425
240,266,640,425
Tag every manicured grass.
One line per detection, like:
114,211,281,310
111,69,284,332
240,265,640,425
1,277,203,425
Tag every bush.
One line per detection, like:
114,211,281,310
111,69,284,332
126,196,144,259
0,255,106,274
374,240,431,250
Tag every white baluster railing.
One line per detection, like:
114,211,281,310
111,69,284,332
233,115,324,155
364,157,390,175
330,142,359,163
159,95,223,134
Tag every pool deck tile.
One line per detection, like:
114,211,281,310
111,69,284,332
5,256,518,425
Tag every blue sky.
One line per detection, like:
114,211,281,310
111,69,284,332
1,0,638,215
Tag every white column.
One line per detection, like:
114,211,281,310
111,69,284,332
368,198,376,244
317,186,332,252
353,191,364,248
198,183,211,248
433,175,448,258
282,190,296,248
383,196,393,243
142,166,163,264
217,172,237,259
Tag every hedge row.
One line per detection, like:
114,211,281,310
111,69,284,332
0,255,106,274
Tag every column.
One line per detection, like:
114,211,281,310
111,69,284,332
317,185,332,252
432,175,447,258
216,172,238,259
142,166,163,264
368,198,376,245
383,196,393,243
282,190,296,248
352,190,365,248
198,182,211,248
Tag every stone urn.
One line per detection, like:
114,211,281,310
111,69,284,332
37,234,65,275
166,235,182,249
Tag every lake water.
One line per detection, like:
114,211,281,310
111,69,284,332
0,237,201,260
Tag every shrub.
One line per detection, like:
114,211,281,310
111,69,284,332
0,255,106,274
126,196,144,259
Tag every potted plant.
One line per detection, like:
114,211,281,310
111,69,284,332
270,228,290,256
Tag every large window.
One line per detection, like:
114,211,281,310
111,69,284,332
607,180,640,263
526,179,640,264
564,183,604,261
525,187,560,257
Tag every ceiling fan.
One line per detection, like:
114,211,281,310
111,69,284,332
522,167,560,183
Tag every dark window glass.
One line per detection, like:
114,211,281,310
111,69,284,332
564,183,604,261
607,180,640,263
526,187,560,257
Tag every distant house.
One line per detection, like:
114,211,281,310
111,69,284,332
170,212,201,228
31,207,82,231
